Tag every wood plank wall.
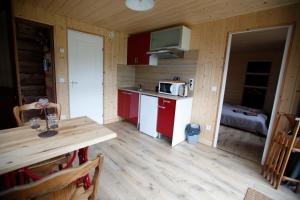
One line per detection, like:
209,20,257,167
190,4,300,145
12,0,127,123
12,1,300,146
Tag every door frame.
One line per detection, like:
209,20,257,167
67,29,104,124
213,25,293,164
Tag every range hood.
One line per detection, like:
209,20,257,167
147,25,191,59
147,49,184,59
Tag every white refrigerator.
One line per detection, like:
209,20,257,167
139,95,158,138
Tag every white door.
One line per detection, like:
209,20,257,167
140,95,158,138
68,30,103,124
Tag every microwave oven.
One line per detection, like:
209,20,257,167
158,81,186,96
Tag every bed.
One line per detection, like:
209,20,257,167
221,103,269,136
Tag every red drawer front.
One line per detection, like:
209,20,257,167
157,98,176,138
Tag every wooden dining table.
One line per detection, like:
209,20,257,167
0,116,117,187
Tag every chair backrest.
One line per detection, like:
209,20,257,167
272,113,295,136
262,114,300,189
13,102,61,126
0,154,104,200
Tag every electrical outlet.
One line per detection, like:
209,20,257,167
206,125,212,131
211,86,217,92
189,79,194,90
58,76,65,83
59,48,64,58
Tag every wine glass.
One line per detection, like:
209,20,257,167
30,117,41,130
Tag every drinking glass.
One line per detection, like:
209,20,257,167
47,114,58,129
30,117,41,130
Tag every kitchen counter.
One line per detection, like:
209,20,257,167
119,87,193,100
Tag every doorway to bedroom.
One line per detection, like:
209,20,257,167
215,26,292,163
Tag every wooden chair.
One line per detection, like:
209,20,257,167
13,102,61,127
12,102,69,182
0,154,104,200
262,113,300,190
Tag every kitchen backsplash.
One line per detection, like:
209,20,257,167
117,50,198,91
117,64,136,88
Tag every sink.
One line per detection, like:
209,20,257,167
122,87,143,92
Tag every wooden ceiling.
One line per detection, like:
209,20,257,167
23,0,299,34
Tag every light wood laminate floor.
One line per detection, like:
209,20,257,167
217,125,265,163
88,121,299,200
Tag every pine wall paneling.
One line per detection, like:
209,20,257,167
13,1,300,147
12,0,127,123
190,4,300,145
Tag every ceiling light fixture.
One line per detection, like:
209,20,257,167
125,0,155,11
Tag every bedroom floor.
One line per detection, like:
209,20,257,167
217,125,266,163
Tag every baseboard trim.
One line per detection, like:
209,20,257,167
198,138,213,146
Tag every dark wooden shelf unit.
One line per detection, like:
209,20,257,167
242,61,271,109
15,19,56,104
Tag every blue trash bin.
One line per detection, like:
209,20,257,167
185,123,201,144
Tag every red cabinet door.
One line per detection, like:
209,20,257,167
137,32,150,65
157,97,176,138
127,36,139,65
127,92,139,125
127,32,150,65
118,90,127,118
118,90,139,126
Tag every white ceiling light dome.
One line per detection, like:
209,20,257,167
125,0,155,11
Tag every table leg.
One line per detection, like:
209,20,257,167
78,147,91,189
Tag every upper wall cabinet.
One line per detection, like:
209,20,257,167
150,26,191,51
127,32,150,65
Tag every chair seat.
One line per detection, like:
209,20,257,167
28,154,71,175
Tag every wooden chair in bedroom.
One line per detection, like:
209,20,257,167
0,154,104,200
12,102,70,182
262,113,300,191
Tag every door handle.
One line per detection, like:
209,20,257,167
158,105,165,109
163,100,171,103
70,81,78,88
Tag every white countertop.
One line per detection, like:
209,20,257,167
119,87,193,100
